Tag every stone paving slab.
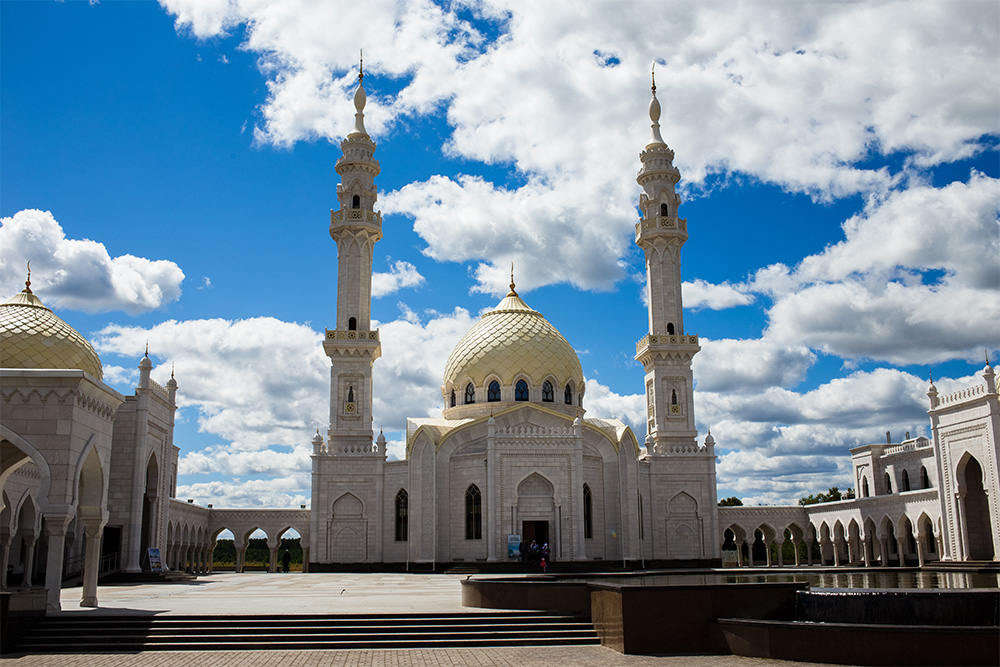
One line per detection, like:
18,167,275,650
1,647,845,666
57,573,475,615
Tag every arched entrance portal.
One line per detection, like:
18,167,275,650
959,456,994,560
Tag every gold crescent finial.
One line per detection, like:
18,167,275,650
24,261,32,293
508,262,517,296
359,49,364,83
171,363,175,379
145,341,149,357
651,62,656,93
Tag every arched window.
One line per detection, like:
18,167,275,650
920,466,930,489
862,477,869,498
450,390,456,407
348,316,357,331
901,469,910,492
564,383,573,405
395,489,408,541
488,380,501,402
660,203,669,216
671,389,678,405
541,381,554,402
347,386,354,403
583,484,593,539
465,484,482,540
351,194,360,209
667,322,675,334
885,472,893,494
515,379,529,401
465,383,476,404
638,494,644,539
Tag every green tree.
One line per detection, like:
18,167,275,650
718,496,743,507
798,486,853,506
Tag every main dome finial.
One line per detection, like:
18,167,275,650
24,261,32,294
508,262,517,297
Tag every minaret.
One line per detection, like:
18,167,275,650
323,59,383,455
634,70,700,454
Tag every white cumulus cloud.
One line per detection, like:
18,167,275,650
371,260,426,298
0,209,185,314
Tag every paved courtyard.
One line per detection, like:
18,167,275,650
2,573,844,666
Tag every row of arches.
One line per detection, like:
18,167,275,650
451,378,578,407
164,517,309,574
723,512,942,568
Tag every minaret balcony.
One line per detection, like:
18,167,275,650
635,333,700,360
635,216,687,242
323,328,382,362
330,209,383,239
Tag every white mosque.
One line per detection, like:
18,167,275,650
1,73,997,612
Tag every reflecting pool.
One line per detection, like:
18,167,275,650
556,569,999,589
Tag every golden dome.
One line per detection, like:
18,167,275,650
0,288,103,379
442,287,583,396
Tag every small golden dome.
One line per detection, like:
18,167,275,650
0,289,103,379
442,290,583,396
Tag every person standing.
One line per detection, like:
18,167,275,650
281,548,291,573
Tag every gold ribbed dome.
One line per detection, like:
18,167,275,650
442,288,583,393
0,288,103,379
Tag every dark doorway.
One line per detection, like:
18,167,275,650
522,521,549,550
961,456,995,560
102,526,122,573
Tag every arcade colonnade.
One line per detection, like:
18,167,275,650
164,502,310,573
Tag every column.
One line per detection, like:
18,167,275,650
862,535,871,567
880,538,890,566
209,539,216,573
793,540,801,566
736,539,744,567
916,534,926,567
747,538,755,567
42,511,73,613
832,539,840,567
777,538,785,567
805,538,813,566
765,540,773,567
268,541,279,574
0,532,10,590
81,520,106,607
896,537,906,567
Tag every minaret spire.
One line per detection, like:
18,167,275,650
648,63,666,147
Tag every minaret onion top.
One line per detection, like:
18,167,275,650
648,64,666,147
350,51,368,138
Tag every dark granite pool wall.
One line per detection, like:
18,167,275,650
796,589,1000,626
588,582,805,654
460,579,593,616
717,618,1000,666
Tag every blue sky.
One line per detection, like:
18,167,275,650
2,0,998,507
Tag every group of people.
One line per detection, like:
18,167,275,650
518,539,550,572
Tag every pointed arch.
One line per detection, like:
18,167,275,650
394,489,408,542
541,380,555,403
465,484,482,540
514,379,529,401
583,483,593,539
0,427,52,511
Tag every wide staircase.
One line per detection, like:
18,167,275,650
11,611,599,653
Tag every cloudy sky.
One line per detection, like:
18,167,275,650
2,0,997,508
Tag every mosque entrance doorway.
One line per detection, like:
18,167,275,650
522,521,549,553
959,456,995,560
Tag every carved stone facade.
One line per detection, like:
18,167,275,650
306,76,720,568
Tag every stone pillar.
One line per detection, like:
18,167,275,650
42,511,74,613
832,539,840,567
571,418,586,560
896,537,906,567
805,538,813,566
486,418,498,562
777,538,785,567
0,531,10,590
236,539,247,572
862,536,871,567
302,546,309,573
268,540,279,574
736,539,744,567
23,536,39,586
765,541,773,567
81,519,106,607
916,534,926,567
747,538,755,567
793,540,801,566
209,540,216,573
847,539,855,564
880,538,890,566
